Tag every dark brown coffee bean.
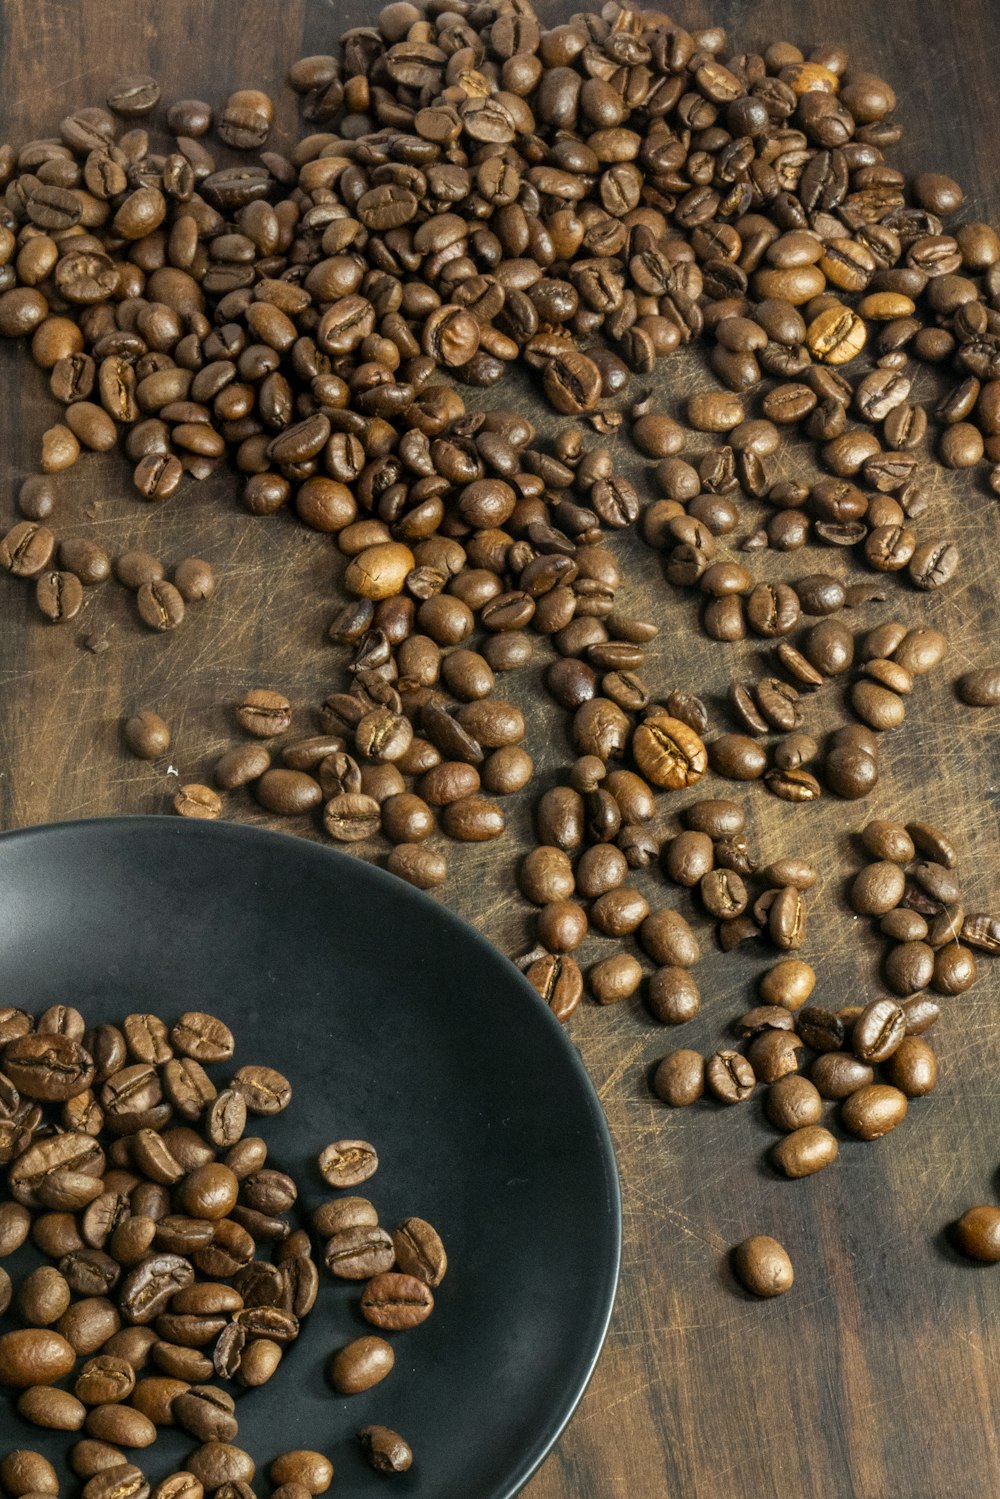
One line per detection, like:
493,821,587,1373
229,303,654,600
684,799,745,839
765,1075,822,1132
391,1218,447,1287
236,690,292,737
955,1207,1000,1263
359,1272,433,1330
358,1426,413,1475
524,954,583,1023
841,1084,907,1140
137,581,184,632
852,1000,906,1064
705,1050,755,1104
124,711,170,761
652,1050,705,1107
318,1140,377,1189
796,1006,844,1053
324,1223,394,1282
330,1336,394,1395
732,1236,794,1297
771,1125,839,1178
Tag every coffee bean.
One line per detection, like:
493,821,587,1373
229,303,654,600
883,1036,937,1097
318,1140,377,1189
330,1336,394,1395
852,999,906,1064
386,844,447,890
0,1329,77,1388
0,1452,59,1495
391,1218,447,1287
124,711,170,761
631,715,707,789
771,1125,839,1177
236,690,292,737
324,1226,394,1282
360,1272,433,1330
765,1075,822,1132
186,1444,255,1490
358,1426,413,1475
732,1236,793,1297
268,1452,333,1495
173,558,215,603
705,1050,755,1104
652,1050,705,1107
588,953,644,1005
174,785,222,820
256,769,322,816
684,799,745,839
796,1006,844,1053
136,580,184,632
841,1083,907,1140
709,734,768,781
850,861,907,915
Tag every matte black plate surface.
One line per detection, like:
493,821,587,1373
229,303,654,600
0,817,620,1498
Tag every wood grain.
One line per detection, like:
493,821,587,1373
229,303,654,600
2,2,1000,1495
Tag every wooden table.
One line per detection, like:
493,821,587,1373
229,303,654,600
3,2,1000,1494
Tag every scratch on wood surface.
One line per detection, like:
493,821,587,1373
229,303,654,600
8,63,106,108
597,1039,648,1101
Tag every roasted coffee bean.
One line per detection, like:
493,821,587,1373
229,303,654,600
796,1006,844,1053
850,861,906,915
325,1223,395,1283
631,716,707,789
955,1207,1000,1263
735,1007,796,1040
358,1426,413,1475
700,868,748,919
772,1126,839,1178
684,799,745,839
841,1084,907,1140
0,1329,77,1388
652,1051,705,1107
268,1452,333,1495
185,1444,255,1490
124,711,171,761
137,580,185,632
4,1034,95,1101
359,1272,433,1330
318,1140,377,1189
705,1050,755,1105
852,1000,906,1064
236,690,292,737
885,940,935,996
232,1065,290,1115
589,953,644,1005
663,831,714,887
642,959,699,1023
765,1075,823,1132
173,1386,238,1443
391,1218,447,1288
0,1451,60,1494
883,1036,937,1097
330,1336,394,1396
732,1236,794,1297
525,954,583,1022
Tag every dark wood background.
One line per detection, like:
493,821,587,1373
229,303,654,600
2,2,1000,1495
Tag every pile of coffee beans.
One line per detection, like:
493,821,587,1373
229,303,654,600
849,819,978,999
0,0,989,962
654,940,935,1168
0,1008,430,1484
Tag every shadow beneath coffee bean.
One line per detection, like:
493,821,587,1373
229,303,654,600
935,1221,984,1268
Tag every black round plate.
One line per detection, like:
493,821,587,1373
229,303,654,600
0,817,620,1498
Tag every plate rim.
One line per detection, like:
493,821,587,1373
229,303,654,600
0,814,623,1499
